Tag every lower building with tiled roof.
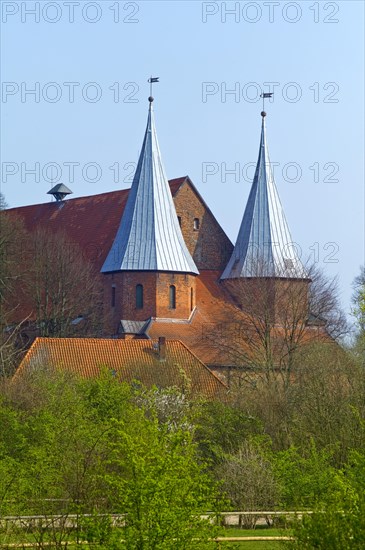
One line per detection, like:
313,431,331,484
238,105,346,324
15,337,228,400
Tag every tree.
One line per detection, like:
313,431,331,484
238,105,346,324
0,370,115,548
193,399,263,465
228,340,362,453
0,370,107,510
216,438,279,528
105,392,222,549
0,373,223,548
1,222,106,373
204,263,347,393
0,193,8,210
0,211,29,376
273,442,337,509
290,451,365,549
352,266,365,359
308,267,348,341
289,342,364,465
0,213,26,310
26,228,104,337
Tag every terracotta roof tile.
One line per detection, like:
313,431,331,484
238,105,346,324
147,271,253,367
15,337,227,399
147,271,326,367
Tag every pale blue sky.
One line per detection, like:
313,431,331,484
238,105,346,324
1,0,364,322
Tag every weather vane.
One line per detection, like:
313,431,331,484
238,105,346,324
260,91,273,116
148,76,159,101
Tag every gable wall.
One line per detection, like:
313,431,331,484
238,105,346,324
173,182,233,271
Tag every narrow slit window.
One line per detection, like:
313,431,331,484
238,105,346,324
193,218,200,230
111,286,116,308
169,285,176,309
136,284,144,309
177,216,182,227
190,287,194,311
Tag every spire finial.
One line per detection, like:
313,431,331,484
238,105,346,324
148,76,159,103
220,105,307,281
100,82,198,276
260,91,273,116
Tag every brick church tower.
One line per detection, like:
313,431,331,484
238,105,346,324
101,95,199,331
220,110,310,320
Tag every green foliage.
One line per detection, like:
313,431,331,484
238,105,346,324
2,338,365,547
106,407,221,549
290,342,365,466
273,443,337,509
194,400,262,464
290,451,365,549
0,373,222,548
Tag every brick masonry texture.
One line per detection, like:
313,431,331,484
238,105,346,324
173,180,233,271
221,277,310,322
104,272,196,326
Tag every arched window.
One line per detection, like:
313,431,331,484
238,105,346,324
136,284,143,309
193,218,200,230
169,285,176,309
190,287,194,311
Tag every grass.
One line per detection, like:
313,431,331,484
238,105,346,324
0,525,294,549
221,527,288,536
216,526,293,548
218,543,287,549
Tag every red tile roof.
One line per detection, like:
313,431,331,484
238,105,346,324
15,337,227,399
5,177,188,272
147,271,327,368
147,271,253,367
5,177,326,372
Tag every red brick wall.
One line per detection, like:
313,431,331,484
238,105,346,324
173,181,233,272
103,272,196,330
221,277,309,322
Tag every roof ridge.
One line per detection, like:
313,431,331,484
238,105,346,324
4,179,186,212
177,340,228,389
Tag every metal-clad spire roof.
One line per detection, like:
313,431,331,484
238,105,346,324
221,113,306,280
101,100,199,274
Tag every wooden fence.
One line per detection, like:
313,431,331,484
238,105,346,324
0,511,304,547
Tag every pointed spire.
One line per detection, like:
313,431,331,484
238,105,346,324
101,97,199,275
221,111,306,280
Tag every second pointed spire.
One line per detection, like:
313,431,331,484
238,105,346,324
221,112,306,280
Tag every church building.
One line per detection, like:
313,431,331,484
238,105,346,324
5,92,325,383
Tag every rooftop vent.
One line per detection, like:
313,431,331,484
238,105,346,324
47,183,73,202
